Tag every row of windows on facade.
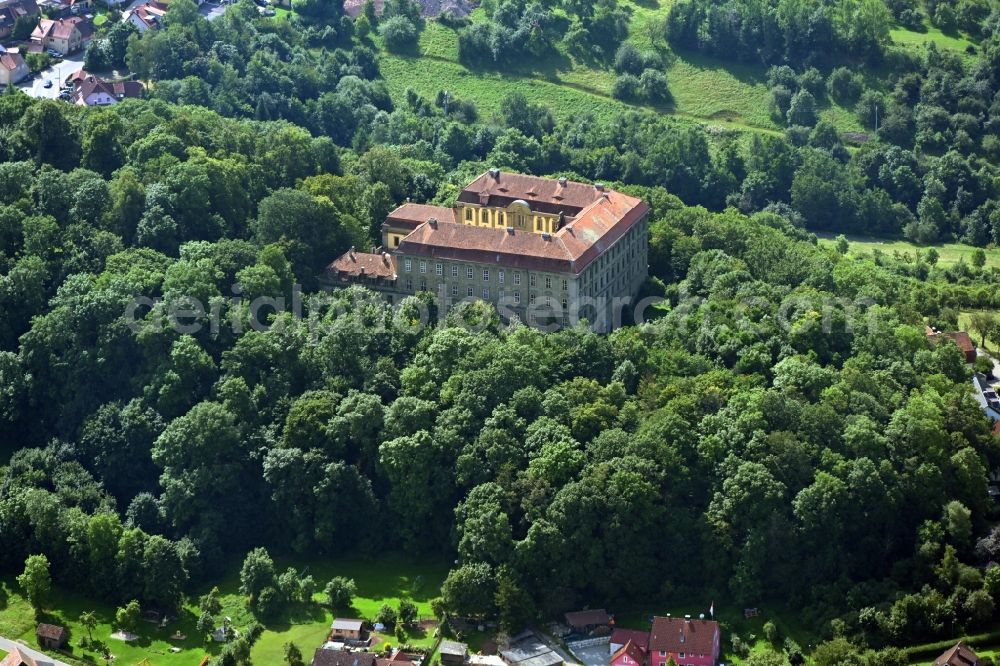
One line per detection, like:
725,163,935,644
403,259,568,290
463,207,548,231
401,280,568,307
580,226,644,294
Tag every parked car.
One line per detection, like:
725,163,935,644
43,79,53,88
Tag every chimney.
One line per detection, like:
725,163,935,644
349,245,355,259
428,217,438,229
541,232,552,241
558,176,567,187
489,168,501,179
699,614,705,620
595,183,605,192
382,252,390,265
506,227,514,234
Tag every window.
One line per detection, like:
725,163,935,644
514,292,520,304
467,286,474,297
513,273,521,285
420,280,426,291
545,276,552,289
499,271,505,284
679,655,685,660
660,653,666,658
529,274,536,287
483,269,489,282
483,288,489,300
451,265,458,278
561,298,567,309
530,294,536,305
436,263,443,276
393,237,400,247
404,259,412,273
419,260,427,274
405,279,412,290
465,208,473,221
467,266,474,279
562,279,567,291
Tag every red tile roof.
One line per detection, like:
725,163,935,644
328,250,396,279
612,629,650,651
36,623,67,641
398,189,647,275
648,617,718,657
943,331,976,354
71,74,144,104
460,170,609,216
0,50,24,73
385,203,457,231
33,16,92,41
933,642,979,666
612,640,646,666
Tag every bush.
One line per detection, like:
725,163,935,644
827,67,863,104
856,90,886,129
639,68,671,103
614,43,643,75
256,586,284,620
797,67,824,97
770,86,793,119
379,15,417,52
376,602,398,627
325,576,357,608
787,90,818,126
399,599,418,625
612,73,642,101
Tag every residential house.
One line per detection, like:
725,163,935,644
932,642,978,666
31,16,93,54
973,373,1000,422
70,74,143,105
649,616,720,666
611,641,646,666
312,651,378,666
610,629,650,655
1,646,57,666
501,631,564,666
329,618,365,640
35,623,67,650
124,2,165,32
440,641,469,666
0,0,39,40
565,609,611,633
0,45,28,85
927,326,978,363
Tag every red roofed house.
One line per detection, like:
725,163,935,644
933,642,978,666
612,641,647,666
926,327,978,364
327,170,650,331
124,1,165,32
31,15,93,53
0,0,39,40
649,616,720,666
0,46,28,85
70,74,143,106
611,629,650,655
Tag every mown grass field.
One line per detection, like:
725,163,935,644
959,311,1000,353
373,0,904,136
0,557,447,666
816,234,1000,270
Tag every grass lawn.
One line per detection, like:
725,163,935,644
890,21,977,53
250,556,449,665
92,12,107,26
816,233,1000,270
958,311,1000,353
0,556,448,666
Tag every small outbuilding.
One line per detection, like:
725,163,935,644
564,609,611,633
36,623,68,649
331,618,365,640
933,642,979,666
441,640,469,666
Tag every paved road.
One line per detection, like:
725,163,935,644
0,635,74,666
17,51,85,99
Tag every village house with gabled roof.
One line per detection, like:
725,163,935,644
0,45,28,85
933,642,978,666
648,616,720,666
0,0,39,40
312,650,378,666
70,74,143,106
326,170,650,332
611,640,647,666
124,1,165,32
610,628,650,655
30,15,93,53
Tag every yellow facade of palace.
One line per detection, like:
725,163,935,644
454,200,562,235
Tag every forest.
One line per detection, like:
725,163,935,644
2,0,1000,663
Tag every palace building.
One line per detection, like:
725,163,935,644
325,170,650,330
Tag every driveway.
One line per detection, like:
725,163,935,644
0,635,74,666
17,51,85,99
